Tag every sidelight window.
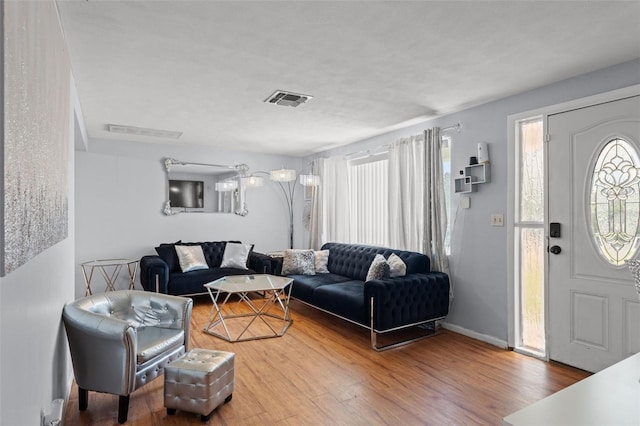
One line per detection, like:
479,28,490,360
514,117,545,355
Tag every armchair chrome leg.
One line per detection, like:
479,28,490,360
78,387,88,411
118,395,130,424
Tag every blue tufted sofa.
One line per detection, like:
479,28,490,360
140,241,272,296
283,242,450,351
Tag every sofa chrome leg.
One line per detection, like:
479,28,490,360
371,327,441,352
369,297,442,352
78,387,88,411
118,395,130,424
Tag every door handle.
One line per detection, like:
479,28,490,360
549,245,562,255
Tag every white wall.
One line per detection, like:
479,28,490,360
308,58,640,344
0,1,76,424
74,139,305,297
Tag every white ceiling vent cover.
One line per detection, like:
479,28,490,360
264,90,313,107
107,124,183,139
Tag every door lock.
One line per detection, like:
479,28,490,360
549,245,562,255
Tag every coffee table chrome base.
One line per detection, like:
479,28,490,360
203,276,293,342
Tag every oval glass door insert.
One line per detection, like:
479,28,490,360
590,138,640,265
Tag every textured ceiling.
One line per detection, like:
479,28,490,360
57,1,640,156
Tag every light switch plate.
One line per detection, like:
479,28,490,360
460,196,470,209
491,213,504,227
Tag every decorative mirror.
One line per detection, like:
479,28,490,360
163,158,249,216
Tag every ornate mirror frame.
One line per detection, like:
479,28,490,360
162,158,250,216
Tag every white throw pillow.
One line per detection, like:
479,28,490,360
314,250,330,273
281,249,316,275
366,254,390,281
386,253,407,277
220,242,252,270
175,245,209,272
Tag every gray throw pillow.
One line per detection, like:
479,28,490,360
220,242,252,270
175,245,209,272
386,253,407,277
314,250,330,273
281,249,316,275
366,254,390,281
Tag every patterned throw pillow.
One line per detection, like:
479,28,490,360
281,249,316,275
220,242,252,270
366,254,390,281
386,253,407,277
314,250,330,273
175,245,209,272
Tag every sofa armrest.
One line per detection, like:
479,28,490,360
140,255,169,293
269,256,283,276
249,251,273,274
364,272,450,331
62,305,137,395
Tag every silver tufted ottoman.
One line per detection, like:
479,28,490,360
164,348,235,422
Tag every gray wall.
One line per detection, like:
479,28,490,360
75,59,640,342
0,1,76,424
309,58,640,343
74,139,305,297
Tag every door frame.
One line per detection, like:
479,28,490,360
507,84,640,356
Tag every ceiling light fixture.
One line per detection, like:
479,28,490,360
107,124,183,139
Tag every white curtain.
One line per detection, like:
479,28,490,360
310,128,449,278
388,128,449,274
309,156,351,249
388,134,426,253
425,128,449,274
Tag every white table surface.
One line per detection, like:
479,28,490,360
503,352,640,426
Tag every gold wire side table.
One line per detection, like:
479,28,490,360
80,258,139,296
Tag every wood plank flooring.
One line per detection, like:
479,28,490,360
64,296,589,425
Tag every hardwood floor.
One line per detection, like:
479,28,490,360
64,296,589,425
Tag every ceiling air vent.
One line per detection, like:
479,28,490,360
264,90,313,107
107,124,183,139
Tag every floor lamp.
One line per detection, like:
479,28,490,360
242,169,319,249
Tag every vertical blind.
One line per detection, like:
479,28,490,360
349,157,389,246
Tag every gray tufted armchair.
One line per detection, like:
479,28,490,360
62,290,193,423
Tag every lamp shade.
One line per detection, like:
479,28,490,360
241,175,264,188
299,174,320,186
215,180,238,192
270,168,297,182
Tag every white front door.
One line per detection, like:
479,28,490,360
548,95,640,373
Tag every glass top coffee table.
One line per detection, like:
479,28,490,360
203,274,294,342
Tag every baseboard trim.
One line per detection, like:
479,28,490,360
441,322,508,349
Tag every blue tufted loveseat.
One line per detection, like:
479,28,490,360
283,242,450,351
140,241,272,296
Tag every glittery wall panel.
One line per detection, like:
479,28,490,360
2,1,70,276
